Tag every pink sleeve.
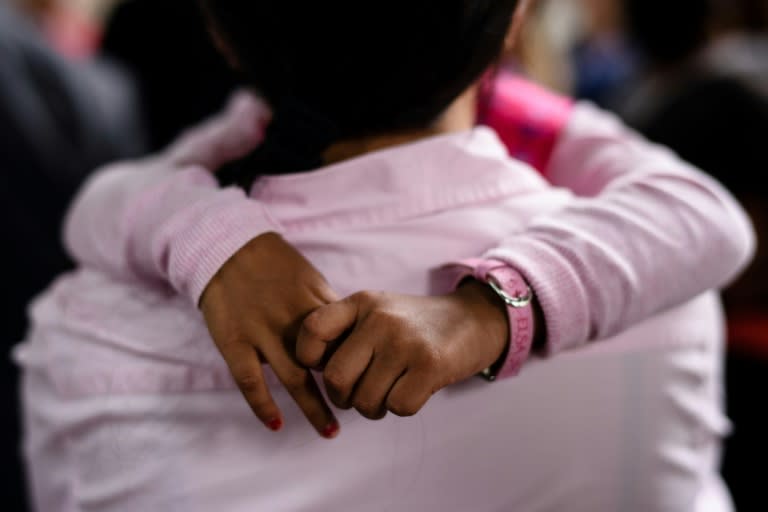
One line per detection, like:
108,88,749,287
64,163,280,305
64,91,279,305
483,103,756,355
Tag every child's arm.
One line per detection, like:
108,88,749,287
63,91,278,303
456,101,755,372
64,90,754,381
294,101,756,417
64,93,343,437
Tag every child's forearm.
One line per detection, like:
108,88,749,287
64,160,279,305
63,91,274,305
480,103,755,356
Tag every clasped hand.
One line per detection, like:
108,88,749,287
200,232,509,439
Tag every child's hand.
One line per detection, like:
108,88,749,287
296,282,510,420
200,232,340,438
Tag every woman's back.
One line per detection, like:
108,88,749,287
18,125,731,511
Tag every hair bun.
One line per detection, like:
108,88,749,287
217,95,341,187
263,95,341,170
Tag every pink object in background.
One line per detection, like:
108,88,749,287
42,5,101,59
480,72,573,174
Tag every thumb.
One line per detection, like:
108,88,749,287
297,298,358,369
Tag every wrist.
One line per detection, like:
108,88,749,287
199,231,283,309
247,231,285,252
453,279,510,367
440,258,539,380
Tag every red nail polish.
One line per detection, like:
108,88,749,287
268,418,283,432
322,422,340,439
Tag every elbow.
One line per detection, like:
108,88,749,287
60,161,126,263
724,201,758,285
703,176,758,286
672,163,758,287
61,178,92,261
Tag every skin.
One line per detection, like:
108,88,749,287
200,233,342,437
200,5,534,437
200,82,512,434
297,287,509,420
200,232,510,433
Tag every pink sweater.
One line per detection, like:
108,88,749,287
16,85,753,511
62,85,754,355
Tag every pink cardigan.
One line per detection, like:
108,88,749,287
16,83,753,511
62,83,754,355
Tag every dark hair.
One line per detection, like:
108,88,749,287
624,0,713,67
199,0,519,185
103,0,240,151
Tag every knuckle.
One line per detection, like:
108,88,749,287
330,394,353,410
387,333,409,351
314,281,338,303
297,352,320,370
281,369,309,394
300,310,326,338
368,308,399,329
353,398,381,420
233,371,264,395
357,406,386,420
295,349,315,369
323,367,348,394
388,399,420,417
219,330,248,350
416,345,443,370
352,290,380,305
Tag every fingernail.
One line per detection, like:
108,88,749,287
322,421,340,439
268,418,283,432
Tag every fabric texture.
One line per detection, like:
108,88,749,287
63,89,755,354
16,83,754,510
0,4,144,510
437,258,536,379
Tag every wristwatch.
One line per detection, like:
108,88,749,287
478,262,535,381
442,259,536,381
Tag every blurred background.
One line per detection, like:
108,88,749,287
2,0,766,509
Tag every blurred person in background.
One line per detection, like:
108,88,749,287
571,0,636,106
618,0,768,508
13,0,103,58
708,0,768,96
1,1,143,509
503,0,578,93
510,0,636,106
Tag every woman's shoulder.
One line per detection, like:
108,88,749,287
20,269,224,392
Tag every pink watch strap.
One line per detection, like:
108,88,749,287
444,258,536,380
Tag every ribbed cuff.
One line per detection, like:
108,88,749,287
167,195,282,305
437,258,535,380
485,238,591,356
